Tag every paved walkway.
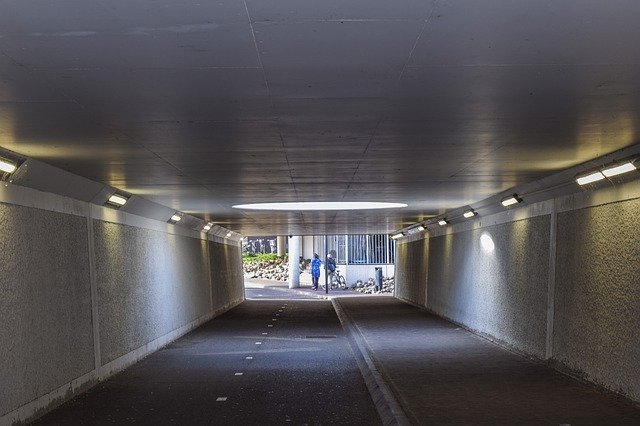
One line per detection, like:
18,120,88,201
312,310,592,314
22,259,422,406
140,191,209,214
34,298,380,425
336,296,640,426
33,290,640,425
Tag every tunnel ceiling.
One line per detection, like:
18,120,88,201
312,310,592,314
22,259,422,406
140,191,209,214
1,1,639,236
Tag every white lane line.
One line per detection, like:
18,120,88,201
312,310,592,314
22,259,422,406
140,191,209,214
216,397,227,402
262,332,268,335
268,324,274,327
246,356,253,359
255,342,262,345
235,372,244,376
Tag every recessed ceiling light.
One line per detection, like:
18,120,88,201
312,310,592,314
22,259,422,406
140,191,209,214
438,219,448,226
107,193,128,207
225,231,232,238
501,194,522,207
169,214,182,223
602,161,636,177
463,209,476,219
0,158,17,174
576,171,605,186
232,202,408,211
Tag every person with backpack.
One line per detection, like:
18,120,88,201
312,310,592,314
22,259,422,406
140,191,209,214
326,250,337,283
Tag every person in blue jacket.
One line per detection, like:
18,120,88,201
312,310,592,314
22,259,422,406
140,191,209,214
311,253,321,290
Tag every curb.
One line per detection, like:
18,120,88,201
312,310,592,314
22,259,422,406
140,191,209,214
332,298,412,426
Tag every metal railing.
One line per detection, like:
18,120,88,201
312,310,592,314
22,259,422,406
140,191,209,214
322,234,395,265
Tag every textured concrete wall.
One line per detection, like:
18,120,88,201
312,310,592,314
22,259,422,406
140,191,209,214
0,203,94,417
427,216,550,357
554,197,640,401
209,241,244,311
94,221,212,364
395,238,428,306
1,184,245,423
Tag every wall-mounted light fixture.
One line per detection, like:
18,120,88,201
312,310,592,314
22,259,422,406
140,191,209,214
0,158,17,174
602,161,636,177
406,225,425,235
390,232,404,240
501,194,522,207
169,213,182,223
576,158,637,186
576,171,606,186
463,209,476,219
203,222,213,232
438,219,448,226
106,193,129,207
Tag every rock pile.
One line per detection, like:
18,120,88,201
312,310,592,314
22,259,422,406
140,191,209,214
352,277,395,294
244,259,289,281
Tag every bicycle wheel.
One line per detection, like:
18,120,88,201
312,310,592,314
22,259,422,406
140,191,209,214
338,275,347,290
330,275,338,290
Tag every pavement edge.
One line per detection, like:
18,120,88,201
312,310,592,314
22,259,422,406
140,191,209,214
332,298,412,426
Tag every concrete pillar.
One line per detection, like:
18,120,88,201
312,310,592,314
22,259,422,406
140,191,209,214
277,236,286,257
288,236,301,288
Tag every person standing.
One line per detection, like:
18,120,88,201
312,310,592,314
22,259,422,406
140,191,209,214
311,253,321,290
326,251,337,285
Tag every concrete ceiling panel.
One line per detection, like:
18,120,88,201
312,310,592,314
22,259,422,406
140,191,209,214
0,0,639,235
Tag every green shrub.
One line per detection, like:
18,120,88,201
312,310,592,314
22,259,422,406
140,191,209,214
242,252,286,263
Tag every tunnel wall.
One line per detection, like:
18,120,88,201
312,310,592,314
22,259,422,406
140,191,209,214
427,216,550,358
394,238,428,306
0,203,95,421
0,185,244,424
94,221,213,364
553,197,640,401
394,181,640,402
209,240,245,312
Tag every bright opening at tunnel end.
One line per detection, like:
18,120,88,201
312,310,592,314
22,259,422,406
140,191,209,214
232,202,408,211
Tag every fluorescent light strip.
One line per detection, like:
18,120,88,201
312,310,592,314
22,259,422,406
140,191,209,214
225,231,233,238
390,232,404,240
107,194,128,206
203,223,213,231
576,171,605,186
170,214,182,222
0,158,17,173
438,219,448,226
602,162,636,177
501,195,521,207
233,201,408,211
463,210,476,219
417,225,425,232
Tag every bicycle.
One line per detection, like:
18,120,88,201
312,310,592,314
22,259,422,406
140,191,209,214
320,268,348,290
